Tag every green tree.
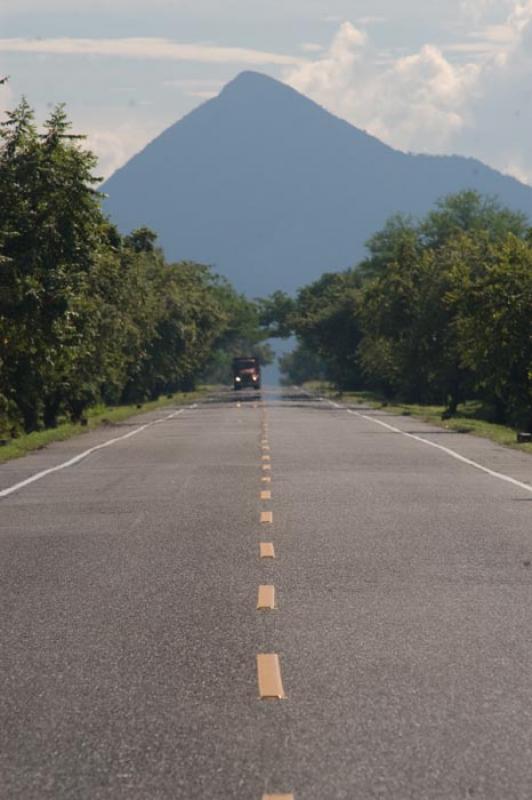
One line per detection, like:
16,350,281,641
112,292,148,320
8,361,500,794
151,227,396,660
291,270,363,389
278,343,326,386
0,101,110,428
421,190,528,249
257,290,296,338
449,235,532,429
202,279,273,384
359,214,420,279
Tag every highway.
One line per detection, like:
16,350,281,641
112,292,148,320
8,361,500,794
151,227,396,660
1,387,532,799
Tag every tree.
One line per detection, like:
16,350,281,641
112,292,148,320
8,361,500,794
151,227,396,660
449,235,532,429
0,99,255,435
421,190,528,249
0,101,108,428
257,290,296,338
202,279,273,385
291,270,364,389
359,214,420,279
278,343,326,386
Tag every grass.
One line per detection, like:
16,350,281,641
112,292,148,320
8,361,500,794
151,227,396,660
305,382,532,456
0,389,206,465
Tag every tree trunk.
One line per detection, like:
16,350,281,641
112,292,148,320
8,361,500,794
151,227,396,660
20,403,39,433
43,395,61,428
493,396,507,425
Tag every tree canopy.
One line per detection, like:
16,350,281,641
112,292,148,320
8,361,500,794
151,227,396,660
278,191,532,430
0,100,268,435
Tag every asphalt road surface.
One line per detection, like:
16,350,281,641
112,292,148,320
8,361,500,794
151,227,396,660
1,387,532,800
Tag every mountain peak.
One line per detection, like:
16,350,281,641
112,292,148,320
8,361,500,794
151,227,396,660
218,70,307,105
102,73,532,296
222,70,288,92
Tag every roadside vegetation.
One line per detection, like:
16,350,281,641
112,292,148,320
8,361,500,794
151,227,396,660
1,96,530,458
305,384,532,455
0,100,270,444
263,191,532,439
0,390,206,464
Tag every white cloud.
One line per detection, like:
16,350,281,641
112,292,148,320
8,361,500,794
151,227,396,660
4,2,532,188
0,37,303,67
286,23,367,98
502,158,532,185
300,43,324,53
87,122,166,180
285,23,479,152
460,0,500,22
284,1,532,180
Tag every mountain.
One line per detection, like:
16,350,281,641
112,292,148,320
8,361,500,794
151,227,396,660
102,71,532,296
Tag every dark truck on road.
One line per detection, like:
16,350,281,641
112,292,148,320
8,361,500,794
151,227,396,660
232,357,261,390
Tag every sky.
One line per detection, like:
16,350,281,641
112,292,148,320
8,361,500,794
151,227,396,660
1,0,532,184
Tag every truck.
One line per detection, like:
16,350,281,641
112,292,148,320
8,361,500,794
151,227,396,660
232,356,261,391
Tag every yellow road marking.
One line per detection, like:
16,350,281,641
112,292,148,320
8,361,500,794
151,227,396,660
257,585,276,610
260,542,275,558
257,654,286,699
261,490,271,500
261,444,270,451
263,795,294,800
262,454,271,461
260,511,273,524
262,464,271,471
261,476,272,483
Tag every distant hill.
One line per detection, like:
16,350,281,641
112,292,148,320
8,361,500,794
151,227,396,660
102,71,532,296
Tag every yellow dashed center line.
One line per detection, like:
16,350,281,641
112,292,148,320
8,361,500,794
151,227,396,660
257,654,286,699
255,417,292,788
257,585,276,610
263,795,294,800
260,542,275,558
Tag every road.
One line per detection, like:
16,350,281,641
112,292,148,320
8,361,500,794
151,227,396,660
1,387,532,799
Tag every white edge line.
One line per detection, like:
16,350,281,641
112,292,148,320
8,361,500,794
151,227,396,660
0,404,197,500
324,398,532,495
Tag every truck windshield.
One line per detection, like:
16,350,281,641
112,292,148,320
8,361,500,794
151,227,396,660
234,360,257,369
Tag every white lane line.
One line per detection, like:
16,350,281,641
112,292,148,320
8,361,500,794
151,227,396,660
0,405,197,500
339,403,532,495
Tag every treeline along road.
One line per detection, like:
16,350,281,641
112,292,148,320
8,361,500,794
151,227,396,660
271,192,532,434
1,98,531,444
0,101,270,439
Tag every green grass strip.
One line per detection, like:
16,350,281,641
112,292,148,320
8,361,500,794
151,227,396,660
0,390,206,465
305,382,532,456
